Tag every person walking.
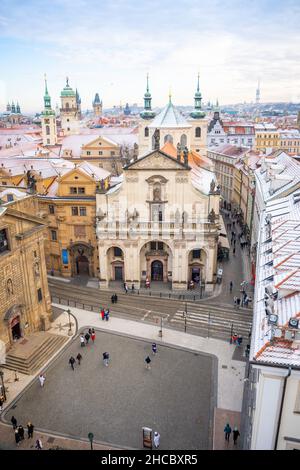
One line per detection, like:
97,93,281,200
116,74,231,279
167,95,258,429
132,283,135,292
151,343,157,355
233,296,237,308
101,309,105,321
11,416,17,430
104,309,110,321
236,297,241,309
85,332,90,344
103,352,110,367
233,246,236,255
224,423,232,442
69,356,76,370
39,374,46,387
18,425,25,440
229,281,233,292
0,396,3,412
76,353,82,365
153,431,160,449
27,422,34,439
111,295,115,304
15,428,21,446
91,330,96,343
237,335,243,347
88,328,92,336
145,356,151,370
80,333,85,346
114,294,118,303
35,438,43,450
125,283,128,294
233,427,240,445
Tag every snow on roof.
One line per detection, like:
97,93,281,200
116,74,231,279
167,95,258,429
251,193,300,367
149,101,191,129
208,143,249,158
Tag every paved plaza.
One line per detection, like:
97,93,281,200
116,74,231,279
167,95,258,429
3,329,217,450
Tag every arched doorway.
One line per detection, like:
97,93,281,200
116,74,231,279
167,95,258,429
76,255,89,275
106,246,124,281
11,315,21,340
188,249,207,284
151,260,163,281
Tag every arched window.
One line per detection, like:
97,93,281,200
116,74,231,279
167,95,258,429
195,127,201,138
66,102,69,109
46,125,50,135
145,127,149,137
180,134,187,148
164,134,173,144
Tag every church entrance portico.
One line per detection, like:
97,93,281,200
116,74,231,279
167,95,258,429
140,241,172,285
151,260,163,281
69,242,94,277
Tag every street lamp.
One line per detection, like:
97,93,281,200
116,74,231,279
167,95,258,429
88,432,94,450
183,302,188,333
0,369,7,402
67,309,72,336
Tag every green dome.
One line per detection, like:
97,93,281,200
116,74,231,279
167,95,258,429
61,77,76,97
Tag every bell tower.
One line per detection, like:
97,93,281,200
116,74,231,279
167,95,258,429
93,93,102,117
60,77,79,135
41,75,57,146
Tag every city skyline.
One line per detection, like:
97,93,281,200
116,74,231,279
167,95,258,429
0,0,300,112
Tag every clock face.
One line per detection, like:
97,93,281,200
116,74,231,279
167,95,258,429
289,318,299,328
269,314,278,324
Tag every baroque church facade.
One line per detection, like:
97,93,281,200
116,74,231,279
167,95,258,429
96,77,220,291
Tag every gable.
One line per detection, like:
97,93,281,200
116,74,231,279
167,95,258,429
82,136,119,149
126,150,190,171
59,168,94,184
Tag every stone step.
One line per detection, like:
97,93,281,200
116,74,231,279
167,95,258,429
4,334,68,375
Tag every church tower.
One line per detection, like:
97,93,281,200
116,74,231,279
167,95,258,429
60,77,80,135
41,76,57,146
140,74,156,120
188,73,208,155
93,93,102,117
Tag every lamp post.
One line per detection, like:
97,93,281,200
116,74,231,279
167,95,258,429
183,302,187,333
67,309,72,336
88,432,94,450
0,369,7,402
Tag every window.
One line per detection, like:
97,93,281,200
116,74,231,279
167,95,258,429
150,241,156,250
49,204,55,214
0,228,9,254
70,187,77,194
99,151,103,155
87,151,91,155
46,125,50,135
110,151,115,156
145,127,149,137
79,207,86,216
71,207,78,216
7,194,14,202
2,181,7,185
158,241,164,250
192,250,201,259
47,139,50,144
195,127,201,138
51,230,57,241
37,288,43,303
66,103,69,109
78,187,85,194
114,247,122,257
150,241,163,251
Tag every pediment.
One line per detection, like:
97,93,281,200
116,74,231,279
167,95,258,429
126,150,189,171
82,136,118,149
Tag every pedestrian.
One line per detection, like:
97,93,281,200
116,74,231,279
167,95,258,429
35,438,43,450
0,396,3,412
245,344,250,358
224,423,232,442
18,425,25,440
11,416,17,430
103,352,110,367
229,281,233,292
151,343,157,355
76,353,82,365
125,283,128,294
232,333,238,344
80,333,85,346
153,431,160,449
15,428,21,446
145,356,151,370
233,427,240,445
39,374,46,387
101,309,105,321
237,297,241,309
233,246,236,255
132,283,135,292
233,296,237,308
69,356,76,370
234,239,236,247
27,422,34,439
237,335,243,347
91,330,96,343
114,294,118,303
88,328,92,336
111,295,115,304
85,332,90,344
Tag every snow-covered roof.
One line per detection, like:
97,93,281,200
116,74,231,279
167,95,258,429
149,101,191,129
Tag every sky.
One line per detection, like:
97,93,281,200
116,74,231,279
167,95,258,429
0,0,300,113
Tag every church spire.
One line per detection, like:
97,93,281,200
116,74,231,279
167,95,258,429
190,73,205,119
140,73,156,120
43,74,52,109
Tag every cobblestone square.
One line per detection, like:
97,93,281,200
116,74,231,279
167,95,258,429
4,329,217,450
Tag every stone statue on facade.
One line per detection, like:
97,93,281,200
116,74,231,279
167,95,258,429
175,208,181,224
153,128,160,150
176,142,181,161
183,146,189,166
208,208,216,224
210,179,216,194
153,184,161,201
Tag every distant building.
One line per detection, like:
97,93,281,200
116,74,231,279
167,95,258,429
255,122,279,154
124,103,131,116
41,77,57,146
60,77,80,135
1,101,23,126
93,93,103,117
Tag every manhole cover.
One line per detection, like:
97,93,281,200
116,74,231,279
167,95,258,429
221,365,228,369
47,437,55,444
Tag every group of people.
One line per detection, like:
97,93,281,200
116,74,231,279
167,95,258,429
11,416,41,448
230,333,243,346
144,343,158,370
224,423,240,445
111,294,118,304
231,281,252,309
69,329,96,370
100,309,110,321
